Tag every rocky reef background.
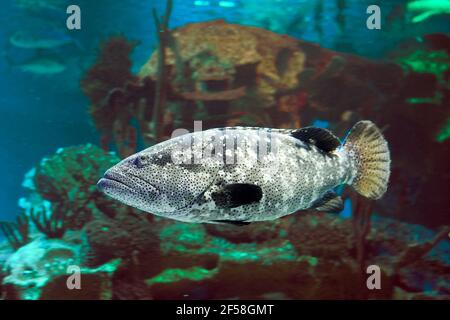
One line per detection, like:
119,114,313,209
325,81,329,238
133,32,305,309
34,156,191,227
1,0,449,300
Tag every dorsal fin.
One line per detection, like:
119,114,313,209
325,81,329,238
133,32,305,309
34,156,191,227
290,127,341,152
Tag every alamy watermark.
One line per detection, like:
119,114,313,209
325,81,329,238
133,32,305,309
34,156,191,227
66,5,81,30
366,264,382,290
65,4,382,31
366,5,381,30
167,121,281,166
66,265,81,290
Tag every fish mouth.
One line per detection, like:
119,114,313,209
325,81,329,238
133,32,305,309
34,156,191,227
98,171,160,196
97,171,134,193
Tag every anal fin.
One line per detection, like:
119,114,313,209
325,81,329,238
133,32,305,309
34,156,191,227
311,191,344,213
211,220,251,226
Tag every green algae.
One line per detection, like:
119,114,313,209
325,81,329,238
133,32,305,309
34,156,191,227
299,255,319,267
407,0,450,23
147,266,215,285
396,49,449,107
436,116,450,143
160,222,298,266
396,50,449,84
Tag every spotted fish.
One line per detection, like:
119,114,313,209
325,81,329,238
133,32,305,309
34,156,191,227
98,121,390,225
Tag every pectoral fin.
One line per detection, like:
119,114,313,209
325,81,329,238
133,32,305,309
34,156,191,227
311,191,344,213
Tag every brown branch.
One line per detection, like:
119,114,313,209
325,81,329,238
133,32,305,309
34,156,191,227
151,0,173,142
350,193,373,272
0,211,30,250
29,204,70,239
395,226,450,271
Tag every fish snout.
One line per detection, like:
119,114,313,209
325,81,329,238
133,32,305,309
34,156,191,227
96,177,108,193
97,170,130,193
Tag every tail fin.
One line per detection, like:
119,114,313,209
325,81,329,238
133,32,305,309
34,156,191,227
343,121,391,199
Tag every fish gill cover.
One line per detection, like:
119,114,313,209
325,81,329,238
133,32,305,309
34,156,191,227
0,0,449,300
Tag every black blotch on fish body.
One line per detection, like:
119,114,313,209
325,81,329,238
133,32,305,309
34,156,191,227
211,183,263,209
291,127,341,153
311,191,344,213
211,220,251,226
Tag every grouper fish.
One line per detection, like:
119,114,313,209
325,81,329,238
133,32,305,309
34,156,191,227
98,121,390,225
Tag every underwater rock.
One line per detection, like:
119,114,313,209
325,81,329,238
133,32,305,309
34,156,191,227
148,220,373,300
142,214,449,300
287,212,354,259
0,212,447,299
84,218,131,266
83,210,162,279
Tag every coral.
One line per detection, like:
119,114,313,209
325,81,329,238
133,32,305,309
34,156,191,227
1,237,120,300
81,36,137,107
140,20,306,129
30,144,124,233
1,211,447,300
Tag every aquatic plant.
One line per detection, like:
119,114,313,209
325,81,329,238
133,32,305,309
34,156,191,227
0,211,30,250
81,36,138,154
28,204,70,239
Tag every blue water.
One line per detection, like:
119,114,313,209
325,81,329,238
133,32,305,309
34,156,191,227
0,0,448,221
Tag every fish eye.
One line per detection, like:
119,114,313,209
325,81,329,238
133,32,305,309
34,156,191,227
133,154,150,168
